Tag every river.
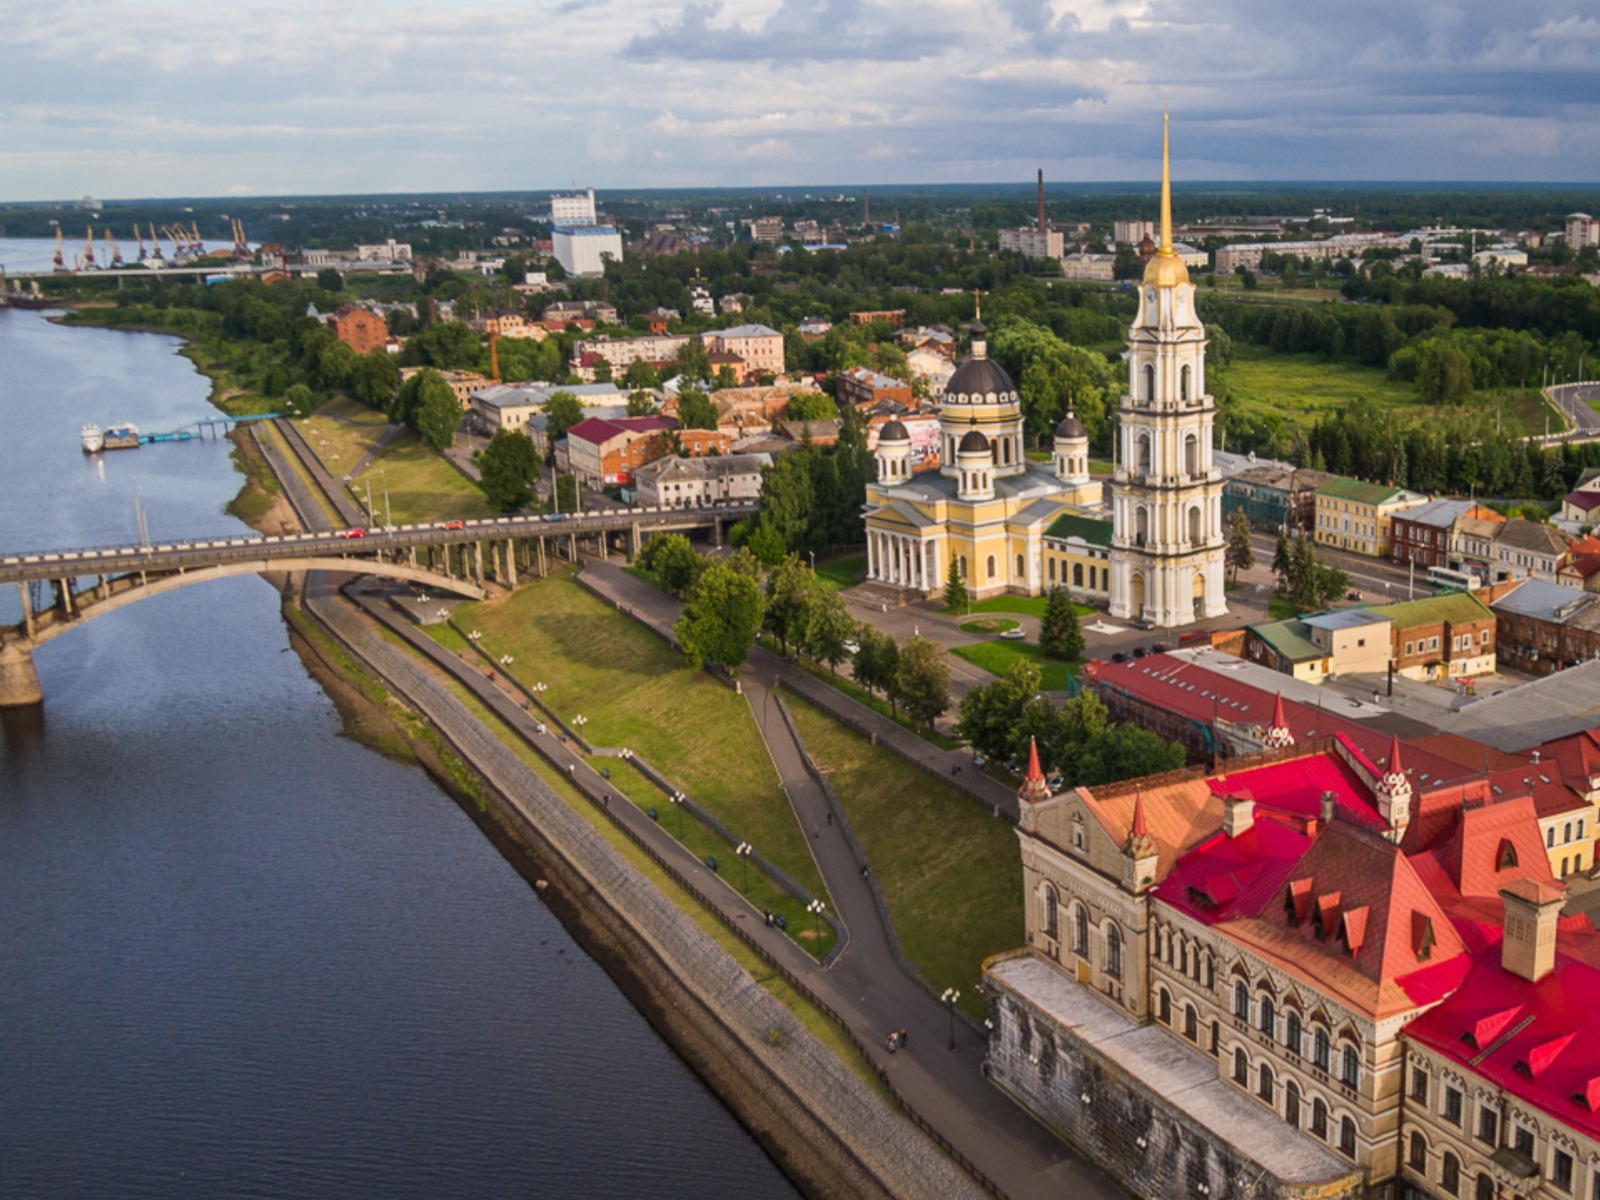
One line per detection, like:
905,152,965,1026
0,304,798,1198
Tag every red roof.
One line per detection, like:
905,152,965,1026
565,416,676,447
1565,490,1600,512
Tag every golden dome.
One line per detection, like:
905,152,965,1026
1143,250,1190,288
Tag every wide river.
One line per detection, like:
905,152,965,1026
0,298,798,1197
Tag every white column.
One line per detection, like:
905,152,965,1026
867,532,877,580
915,539,924,589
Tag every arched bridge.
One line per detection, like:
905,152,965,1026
0,501,757,705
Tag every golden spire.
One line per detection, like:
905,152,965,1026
973,288,982,321
1160,112,1173,254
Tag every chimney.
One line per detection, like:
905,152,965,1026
1320,790,1338,824
1499,880,1566,983
1037,168,1046,233
1223,794,1255,838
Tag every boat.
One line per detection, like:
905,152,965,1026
80,424,104,454
101,424,141,450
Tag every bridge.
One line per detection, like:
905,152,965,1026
0,501,757,706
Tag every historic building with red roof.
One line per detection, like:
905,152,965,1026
985,710,1600,1200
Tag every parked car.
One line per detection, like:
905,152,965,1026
1132,646,1146,659
1111,652,1127,663
999,628,1026,640
1151,642,1169,653
843,640,860,655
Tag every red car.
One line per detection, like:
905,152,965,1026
442,520,465,530
341,527,366,538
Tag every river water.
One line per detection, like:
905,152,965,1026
0,305,798,1198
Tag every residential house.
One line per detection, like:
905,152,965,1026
1390,499,1501,573
1058,253,1117,281
1040,513,1113,603
1493,519,1572,583
467,382,626,438
327,305,388,355
1558,534,1600,591
633,453,771,508
835,366,914,411
1301,609,1393,676
702,325,784,379
1490,579,1600,675
904,347,957,400
1453,517,1503,579
1223,466,1337,533
572,334,690,374
1370,592,1498,680
1244,619,1332,681
1312,479,1428,558
796,316,832,340
562,416,677,487
398,367,490,409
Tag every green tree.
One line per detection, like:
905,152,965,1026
785,392,837,422
349,348,400,410
853,627,897,702
1272,528,1293,590
622,359,661,390
316,267,344,292
1226,510,1255,583
415,377,460,452
478,429,538,512
554,472,580,513
676,387,719,431
674,559,765,673
942,557,970,613
281,382,316,417
1039,587,1084,660
746,521,788,566
542,391,585,458
802,585,855,676
675,336,712,384
640,533,702,597
893,635,950,730
626,389,657,417
957,660,1041,761
763,556,817,655
1074,724,1186,787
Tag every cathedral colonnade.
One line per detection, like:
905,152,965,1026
866,529,937,591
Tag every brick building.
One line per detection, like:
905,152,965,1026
1370,592,1497,680
701,325,784,379
834,366,914,411
1222,466,1337,533
1389,499,1499,572
328,306,388,354
561,415,677,487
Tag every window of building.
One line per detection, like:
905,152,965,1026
1234,1048,1249,1085
1477,1106,1498,1146
1234,981,1250,1020
1554,1150,1574,1192
1260,996,1275,1037
1410,1067,1428,1105
1514,1127,1533,1156
1016,553,1025,579
1476,1174,1494,1200
986,555,996,580
1339,1117,1356,1157
1548,826,1557,848
1313,1028,1330,1071
1442,1153,1460,1195
1286,1010,1302,1055
1410,1131,1429,1171
1285,1081,1300,1128
1444,1086,1462,1125
1185,1005,1198,1041
1259,1063,1275,1102
1104,925,1122,977
1312,1099,1328,1139
1158,989,1171,1024
1073,903,1087,955
1341,1044,1360,1088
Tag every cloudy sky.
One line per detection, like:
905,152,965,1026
4,0,1598,200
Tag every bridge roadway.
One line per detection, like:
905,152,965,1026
0,502,756,587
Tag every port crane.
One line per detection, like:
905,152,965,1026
231,218,249,258
105,229,122,266
51,228,64,271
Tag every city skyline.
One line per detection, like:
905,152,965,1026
4,0,1599,201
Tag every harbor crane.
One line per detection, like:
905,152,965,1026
105,229,122,266
51,228,64,271
231,218,248,258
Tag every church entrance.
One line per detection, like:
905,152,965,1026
1193,570,1206,618
1130,572,1146,620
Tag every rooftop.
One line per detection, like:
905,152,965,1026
1043,513,1114,546
1369,591,1495,629
1313,478,1426,506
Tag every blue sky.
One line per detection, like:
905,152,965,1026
3,0,1598,200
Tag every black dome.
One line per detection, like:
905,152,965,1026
1055,412,1086,439
957,429,990,454
877,418,910,442
945,356,1016,402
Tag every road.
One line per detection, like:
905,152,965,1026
1548,382,1600,436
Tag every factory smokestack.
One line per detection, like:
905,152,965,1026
1037,169,1045,232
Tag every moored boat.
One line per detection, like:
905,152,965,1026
101,424,141,450
80,424,104,453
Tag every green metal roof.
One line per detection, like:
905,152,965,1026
1370,592,1493,628
1312,477,1424,506
1043,513,1113,546
1249,619,1325,662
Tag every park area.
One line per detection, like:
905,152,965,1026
952,639,1078,691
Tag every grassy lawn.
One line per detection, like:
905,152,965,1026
255,420,344,528
952,640,1079,690
959,617,1019,634
785,694,1023,1018
436,571,829,904
298,397,391,478
438,683,868,1074
1266,591,1299,620
795,659,965,751
961,594,1093,619
352,431,495,526
814,554,866,590
1224,345,1559,439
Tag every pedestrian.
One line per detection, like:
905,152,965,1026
886,1032,898,1053
898,1028,908,1048
950,764,958,777
603,793,610,808
826,811,833,826
913,624,919,636
812,824,820,839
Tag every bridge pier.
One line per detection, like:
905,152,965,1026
630,523,640,561
472,541,484,586
0,643,43,708
504,540,517,588
17,582,35,640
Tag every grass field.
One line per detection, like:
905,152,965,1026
959,617,1019,634
951,640,1079,690
352,432,495,526
1224,345,1558,439
815,555,866,590
299,397,390,479
785,694,1023,1018
960,594,1094,620
436,571,829,904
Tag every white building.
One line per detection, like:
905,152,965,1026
551,188,597,225
1114,219,1157,245
633,453,771,508
999,227,1064,260
1059,253,1117,281
1108,120,1228,628
552,224,623,277
355,239,413,262
1567,213,1599,249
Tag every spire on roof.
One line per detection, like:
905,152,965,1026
1131,791,1150,838
1160,112,1173,254
1388,733,1405,777
1262,691,1295,750
1018,737,1050,805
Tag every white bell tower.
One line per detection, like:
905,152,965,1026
1108,116,1227,628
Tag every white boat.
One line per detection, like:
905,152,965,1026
80,424,104,454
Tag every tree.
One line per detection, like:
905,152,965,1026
316,267,344,292
675,336,712,384
1225,510,1255,583
398,369,461,451
763,556,817,655
1272,528,1293,590
853,627,897,701
893,636,950,730
785,392,837,422
942,557,970,613
676,387,719,431
626,390,657,417
802,585,855,676
957,660,1041,761
542,391,585,459
1073,724,1186,787
622,359,661,390
349,348,400,410
674,559,765,673
554,472,580,513
281,382,316,417
479,429,538,512
746,521,788,566
640,533,702,597
1039,587,1084,660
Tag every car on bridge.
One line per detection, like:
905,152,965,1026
441,520,464,530
341,528,366,539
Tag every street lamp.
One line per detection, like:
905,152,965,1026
669,790,686,839
808,550,816,572
942,987,962,1049
807,898,825,948
380,469,391,530
735,841,753,894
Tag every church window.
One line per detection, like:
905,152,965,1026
1142,364,1156,403
1049,559,1057,584
1044,887,1059,938
986,555,996,580
1016,553,1025,579
1073,903,1088,955
958,555,968,580
1181,364,1192,403
1104,924,1122,977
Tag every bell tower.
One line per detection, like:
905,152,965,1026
1108,116,1227,627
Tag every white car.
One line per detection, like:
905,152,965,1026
844,640,861,654
1000,628,1026,640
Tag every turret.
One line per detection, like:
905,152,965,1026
956,427,994,501
1262,692,1295,750
1376,733,1412,841
1121,793,1158,894
875,419,911,484
1053,409,1089,486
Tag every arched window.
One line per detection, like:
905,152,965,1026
1048,559,1057,584
1044,887,1059,939
1135,433,1152,475
958,555,967,580
1016,553,1025,579
1184,1004,1198,1042
1313,1028,1331,1071
1311,1099,1328,1138
1258,1063,1275,1102
1188,504,1203,545
1339,1116,1356,1157
1341,1043,1360,1088
1204,957,1215,989
1286,1010,1302,1055
1409,1130,1428,1171
1158,989,1171,1024
1104,924,1122,977
1072,562,1083,588
1142,363,1156,403
1285,1081,1300,1128
1259,996,1276,1037
1233,1048,1249,1084
1180,364,1192,403
1442,1152,1460,1195
1185,433,1199,476
1475,1174,1494,1200
986,555,996,580
1234,981,1250,1020
1074,904,1088,956
1210,1020,1220,1054
1135,505,1150,547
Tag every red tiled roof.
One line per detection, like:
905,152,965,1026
566,416,676,446
1566,490,1600,512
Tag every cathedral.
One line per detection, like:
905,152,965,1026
863,118,1226,628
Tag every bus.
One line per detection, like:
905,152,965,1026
1427,565,1479,591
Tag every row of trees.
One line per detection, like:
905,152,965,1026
850,628,952,730
956,663,1185,785
1272,531,1351,613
